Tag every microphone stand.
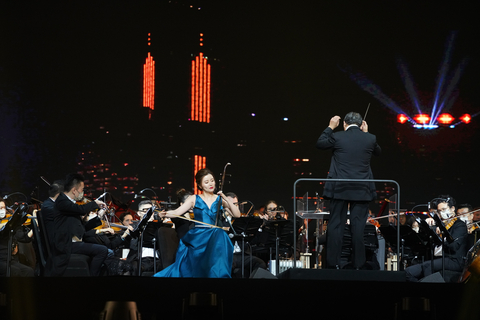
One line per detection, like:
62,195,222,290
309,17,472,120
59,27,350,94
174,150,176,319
0,203,29,277
130,206,155,276
430,212,455,278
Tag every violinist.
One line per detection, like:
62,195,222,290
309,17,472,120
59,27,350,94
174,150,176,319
119,211,134,227
82,209,134,275
456,203,478,247
405,195,469,282
40,180,64,252
46,173,108,277
125,200,163,275
0,200,34,277
227,192,267,278
251,200,292,265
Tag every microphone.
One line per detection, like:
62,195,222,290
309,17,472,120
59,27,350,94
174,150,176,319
134,194,147,199
238,201,248,205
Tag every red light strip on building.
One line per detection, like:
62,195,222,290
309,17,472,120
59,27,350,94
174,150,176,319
193,155,207,194
191,52,211,123
143,52,155,119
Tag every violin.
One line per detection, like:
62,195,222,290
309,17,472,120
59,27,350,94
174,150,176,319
1,209,33,227
367,216,380,228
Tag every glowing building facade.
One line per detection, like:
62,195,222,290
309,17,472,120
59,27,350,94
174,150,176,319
143,33,155,120
191,33,211,123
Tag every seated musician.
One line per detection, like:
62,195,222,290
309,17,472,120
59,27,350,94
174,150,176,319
456,203,477,248
251,200,293,266
119,211,134,227
125,200,164,275
40,180,64,252
170,189,194,239
405,195,469,282
82,208,134,275
46,173,108,277
0,200,34,277
225,192,267,278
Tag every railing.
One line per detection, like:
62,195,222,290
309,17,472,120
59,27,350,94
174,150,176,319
293,178,401,271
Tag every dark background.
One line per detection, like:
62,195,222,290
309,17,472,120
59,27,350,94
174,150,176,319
1,1,479,213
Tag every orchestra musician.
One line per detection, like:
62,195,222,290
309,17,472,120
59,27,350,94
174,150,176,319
46,173,108,277
119,211,135,227
0,199,34,277
40,180,64,252
125,200,163,275
250,200,294,266
405,195,469,282
154,168,240,278
82,208,134,275
316,112,381,270
225,192,267,278
456,203,478,248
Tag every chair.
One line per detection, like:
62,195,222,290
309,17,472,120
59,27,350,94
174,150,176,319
36,210,91,276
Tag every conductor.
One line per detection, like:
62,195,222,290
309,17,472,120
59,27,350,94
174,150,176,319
316,112,381,269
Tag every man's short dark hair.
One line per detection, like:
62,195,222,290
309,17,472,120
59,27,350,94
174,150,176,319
64,173,85,193
138,200,152,210
436,195,456,209
48,180,65,197
344,112,363,126
225,192,237,199
457,203,473,212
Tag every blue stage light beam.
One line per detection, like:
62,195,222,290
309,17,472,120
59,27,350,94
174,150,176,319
430,31,457,125
432,57,469,124
344,69,407,115
396,57,422,115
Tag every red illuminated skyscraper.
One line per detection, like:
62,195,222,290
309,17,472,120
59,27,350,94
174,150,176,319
193,155,207,195
143,33,155,120
191,33,211,123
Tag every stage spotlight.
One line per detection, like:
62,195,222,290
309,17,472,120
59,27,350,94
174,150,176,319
413,114,430,124
397,114,408,124
437,113,454,125
460,114,471,124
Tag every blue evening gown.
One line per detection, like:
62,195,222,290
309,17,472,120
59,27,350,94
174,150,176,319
153,195,233,278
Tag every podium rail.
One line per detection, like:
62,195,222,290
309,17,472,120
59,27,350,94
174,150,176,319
293,178,401,271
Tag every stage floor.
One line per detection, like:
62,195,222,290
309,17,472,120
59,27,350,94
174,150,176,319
1,269,479,320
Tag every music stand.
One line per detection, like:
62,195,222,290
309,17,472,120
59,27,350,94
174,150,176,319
130,206,155,276
231,216,264,278
379,224,426,270
262,219,294,275
0,203,29,277
429,212,456,277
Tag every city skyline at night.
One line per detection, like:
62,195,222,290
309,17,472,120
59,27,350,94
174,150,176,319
1,2,479,213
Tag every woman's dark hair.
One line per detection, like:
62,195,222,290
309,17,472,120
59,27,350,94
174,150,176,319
265,200,278,210
195,168,215,191
119,211,133,223
176,188,193,205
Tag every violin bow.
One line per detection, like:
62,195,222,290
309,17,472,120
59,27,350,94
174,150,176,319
215,162,231,226
170,214,223,229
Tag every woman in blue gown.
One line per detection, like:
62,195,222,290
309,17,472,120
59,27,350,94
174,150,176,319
154,168,241,278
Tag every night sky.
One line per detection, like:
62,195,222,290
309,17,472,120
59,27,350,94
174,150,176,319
1,2,479,211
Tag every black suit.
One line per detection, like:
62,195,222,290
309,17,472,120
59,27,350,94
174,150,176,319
46,193,108,276
405,219,469,281
317,125,381,268
40,197,58,252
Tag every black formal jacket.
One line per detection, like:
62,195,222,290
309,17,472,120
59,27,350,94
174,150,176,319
46,193,99,276
40,197,58,250
443,219,469,265
316,126,381,201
